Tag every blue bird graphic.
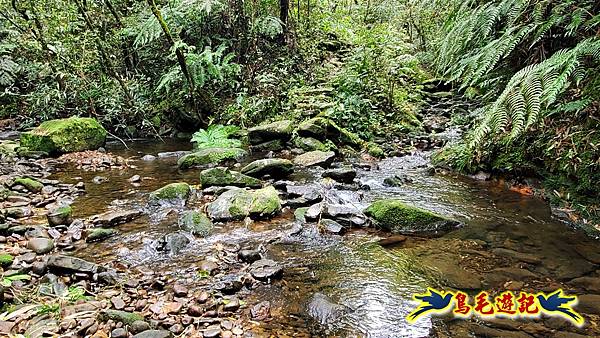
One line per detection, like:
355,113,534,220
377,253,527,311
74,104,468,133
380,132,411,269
407,288,454,322
537,290,583,325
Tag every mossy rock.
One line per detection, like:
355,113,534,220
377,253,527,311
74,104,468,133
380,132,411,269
241,158,294,178
47,205,73,226
177,147,247,170
365,199,460,236
251,139,286,152
178,211,213,237
366,142,385,158
0,253,13,267
13,177,43,193
86,228,117,242
207,186,282,221
297,117,362,147
248,120,294,144
200,167,262,188
20,117,107,154
0,141,19,158
149,183,192,202
294,207,309,224
293,136,337,152
99,309,144,325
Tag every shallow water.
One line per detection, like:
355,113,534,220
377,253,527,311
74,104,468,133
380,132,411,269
52,140,600,337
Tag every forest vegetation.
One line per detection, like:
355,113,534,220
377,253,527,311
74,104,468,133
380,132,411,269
1,0,599,224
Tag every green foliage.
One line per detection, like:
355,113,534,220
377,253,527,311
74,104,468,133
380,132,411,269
1,273,31,287
191,125,241,149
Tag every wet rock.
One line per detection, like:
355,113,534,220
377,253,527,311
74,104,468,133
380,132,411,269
248,120,294,144
169,324,184,335
293,136,336,152
251,301,271,321
91,209,142,227
365,199,460,236
285,184,322,207
491,248,542,264
20,117,107,154
319,219,345,235
86,228,117,242
241,158,294,178
203,325,221,338
199,260,219,275
47,254,104,275
27,237,54,254
92,176,108,184
223,297,240,311
293,150,335,168
238,249,261,263
178,211,213,237
322,167,356,183
297,117,361,146
13,177,43,193
163,232,190,255
250,259,283,281
572,294,600,315
0,254,13,267
294,207,308,224
98,270,121,284
157,151,190,159
569,276,600,293
377,235,407,247
484,267,537,286
111,328,127,338
200,167,262,188
142,154,156,161
214,275,243,294
132,330,172,338
555,260,597,281
383,175,413,187
574,244,600,264
111,296,126,310
173,283,188,297
5,206,33,219
252,140,286,152
131,320,150,333
307,293,350,325
149,183,192,204
177,147,247,170
99,309,144,325
470,171,491,181
129,175,142,183
206,186,282,221
47,205,73,226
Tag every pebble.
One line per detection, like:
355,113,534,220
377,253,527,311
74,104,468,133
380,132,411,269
173,283,188,297
187,305,203,317
27,237,55,254
203,325,221,338
130,320,150,333
169,323,184,334
129,175,141,183
223,297,240,311
111,296,126,310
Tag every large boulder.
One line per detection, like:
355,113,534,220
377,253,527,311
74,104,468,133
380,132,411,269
20,117,107,154
200,167,262,188
364,199,460,236
293,151,335,167
207,186,282,221
149,183,192,203
297,117,362,147
248,120,294,144
241,158,294,178
293,136,337,152
177,147,247,170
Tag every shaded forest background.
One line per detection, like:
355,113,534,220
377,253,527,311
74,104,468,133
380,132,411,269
1,0,599,224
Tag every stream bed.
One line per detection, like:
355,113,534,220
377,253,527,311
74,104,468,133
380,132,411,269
47,139,600,338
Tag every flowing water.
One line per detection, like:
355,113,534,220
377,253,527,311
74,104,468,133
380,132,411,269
51,139,600,338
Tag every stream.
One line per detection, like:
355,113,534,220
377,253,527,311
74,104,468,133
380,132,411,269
48,139,600,338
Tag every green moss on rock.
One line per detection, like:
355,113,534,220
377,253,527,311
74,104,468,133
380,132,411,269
207,186,282,221
14,177,43,193
86,228,117,242
47,205,73,226
150,183,192,202
99,309,144,325
297,117,362,147
366,142,385,158
293,136,337,152
200,167,262,188
241,158,294,178
365,199,456,235
20,117,107,154
177,147,247,170
248,120,294,144
0,253,13,267
178,211,214,237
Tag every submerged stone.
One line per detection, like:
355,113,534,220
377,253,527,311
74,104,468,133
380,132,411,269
307,293,350,325
240,158,294,178
206,186,282,221
86,228,117,242
322,167,357,183
178,211,213,237
200,167,262,188
149,183,192,203
177,147,247,170
20,117,107,154
365,199,460,236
